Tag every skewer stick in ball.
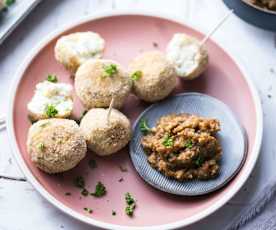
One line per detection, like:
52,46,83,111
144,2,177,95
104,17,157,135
107,97,115,125
166,9,234,80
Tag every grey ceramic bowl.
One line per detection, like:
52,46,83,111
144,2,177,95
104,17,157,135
129,93,248,196
223,0,276,31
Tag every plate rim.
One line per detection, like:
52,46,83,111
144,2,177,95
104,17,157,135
130,92,249,196
6,10,263,230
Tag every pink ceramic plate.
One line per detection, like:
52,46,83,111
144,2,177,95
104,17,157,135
7,11,263,230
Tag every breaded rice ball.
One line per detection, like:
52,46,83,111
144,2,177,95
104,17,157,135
128,51,177,102
75,59,132,109
80,108,131,156
27,81,73,122
166,33,208,80
27,119,87,174
55,31,105,74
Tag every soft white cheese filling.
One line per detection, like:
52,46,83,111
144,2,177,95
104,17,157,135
27,81,73,117
166,33,201,77
60,32,105,64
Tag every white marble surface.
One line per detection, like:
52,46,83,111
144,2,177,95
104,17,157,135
0,0,276,229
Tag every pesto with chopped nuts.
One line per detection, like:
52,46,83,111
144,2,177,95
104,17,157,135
125,192,136,217
73,176,85,188
131,70,142,81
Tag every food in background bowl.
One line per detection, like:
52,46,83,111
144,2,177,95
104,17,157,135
80,108,132,156
247,0,276,10
141,113,222,181
55,31,105,74
27,119,87,173
128,51,177,102
75,59,132,109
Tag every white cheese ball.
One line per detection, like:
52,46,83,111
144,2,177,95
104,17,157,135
128,51,177,102
55,32,105,74
75,59,132,109
166,33,208,80
27,81,73,121
27,119,87,174
80,108,131,156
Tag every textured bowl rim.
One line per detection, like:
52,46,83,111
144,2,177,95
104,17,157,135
6,10,263,230
241,0,276,15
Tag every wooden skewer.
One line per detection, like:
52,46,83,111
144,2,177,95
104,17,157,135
200,9,234,47
107,97,115,125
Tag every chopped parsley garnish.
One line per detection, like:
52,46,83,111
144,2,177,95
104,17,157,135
131,70,142,81
184,139,193,149
162,134,174,147
91,182,106,197
112,210,116,216
88,159,97,169
65,192,71,196
47,74,58,83
45,104,58,118
125,192,136,217
139,118,151,135
119,165,128,172
103,64,118,77
81,188,89,196
73,176,85,188
5,0,15,6
118,178,124,182
83,207,93,214
195,156,204,167
38,143,45,151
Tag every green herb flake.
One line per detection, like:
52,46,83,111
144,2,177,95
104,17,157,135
81,188,89,197
45,104,58,118
162,134,174,147
195,156,204,167
184,139,193,149
73,176,85,188
88,159,97,169
5,0,15,7
83,207,93,214
112,210,116,216
131,70,142,81
47,74,58,83
91,181,106,197
38,143,45,151
103,64,118,77
139,118,151,135
125,192,136,217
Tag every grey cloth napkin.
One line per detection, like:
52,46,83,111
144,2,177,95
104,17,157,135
226,176,276,230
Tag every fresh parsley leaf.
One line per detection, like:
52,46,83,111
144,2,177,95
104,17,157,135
45,104,58,118
125,192,136,217
47,74,58,83
131,71,142,81
184,139,193,149
139,118,151,135
103,64,118,77
195,156,204,167
91,182,106,197
38,143,45,151
73,176,85,188
162,134,174,147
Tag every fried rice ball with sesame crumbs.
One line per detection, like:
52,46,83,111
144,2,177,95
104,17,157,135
128,51,177,102
80,108,132,156
27,119,87,174
75,59,132,109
